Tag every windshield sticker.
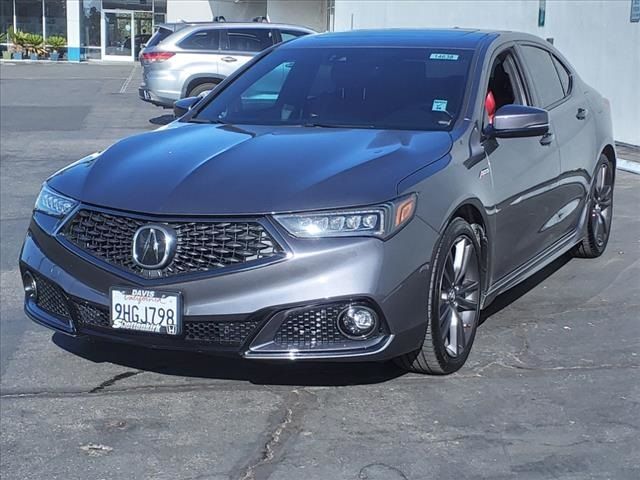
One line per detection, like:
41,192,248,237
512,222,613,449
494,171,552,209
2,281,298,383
432,99,448,112
429,53,459,61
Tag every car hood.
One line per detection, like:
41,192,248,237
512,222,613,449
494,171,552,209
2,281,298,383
48,123,452,215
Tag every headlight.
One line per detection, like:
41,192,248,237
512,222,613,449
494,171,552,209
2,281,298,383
34,185,77,217
274,194,416,239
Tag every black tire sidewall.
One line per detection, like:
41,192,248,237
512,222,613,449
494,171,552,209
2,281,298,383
188,83,216,98
428,218,483,373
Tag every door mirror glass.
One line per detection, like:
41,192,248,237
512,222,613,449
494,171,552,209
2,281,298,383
174,97,201,118
487,104,549,138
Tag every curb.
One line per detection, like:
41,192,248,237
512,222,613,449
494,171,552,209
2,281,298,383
617,158,640,175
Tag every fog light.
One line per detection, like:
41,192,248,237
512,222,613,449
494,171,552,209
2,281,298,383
23,271,37,300
337,306,378,339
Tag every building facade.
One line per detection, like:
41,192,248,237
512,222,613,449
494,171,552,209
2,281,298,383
1,0,637,144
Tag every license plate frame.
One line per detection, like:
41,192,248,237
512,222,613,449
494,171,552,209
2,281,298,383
109,287,182,336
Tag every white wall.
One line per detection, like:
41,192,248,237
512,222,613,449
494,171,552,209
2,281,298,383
334,0,640,145
167,1,215,22
267,0,328,31
167,0,266,23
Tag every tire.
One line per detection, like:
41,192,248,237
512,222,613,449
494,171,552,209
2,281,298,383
395,218,483,375
187,82,217,98
574,154,614,259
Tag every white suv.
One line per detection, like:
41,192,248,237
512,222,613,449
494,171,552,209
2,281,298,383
138,23,314,108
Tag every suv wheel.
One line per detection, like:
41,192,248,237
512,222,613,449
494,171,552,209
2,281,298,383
395,218,483,375
188,82,217,98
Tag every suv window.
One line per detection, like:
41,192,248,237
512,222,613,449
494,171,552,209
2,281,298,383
520,45,565,108
180,29,220,50
224,28,273,52
552,55,572,96
146,26,173,48
280,29,307,42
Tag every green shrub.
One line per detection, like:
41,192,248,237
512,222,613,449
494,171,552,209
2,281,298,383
47,35,66,51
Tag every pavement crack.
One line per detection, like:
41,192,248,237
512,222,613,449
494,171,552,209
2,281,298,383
238,388,315,480
88,370,142,394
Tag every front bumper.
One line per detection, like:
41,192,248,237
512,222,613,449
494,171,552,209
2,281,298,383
20,209,438,362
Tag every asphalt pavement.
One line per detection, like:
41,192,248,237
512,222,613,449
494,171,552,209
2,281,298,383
1,62,639,480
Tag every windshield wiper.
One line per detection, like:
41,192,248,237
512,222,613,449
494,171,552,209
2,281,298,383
187,118,227,125
302,122,376,129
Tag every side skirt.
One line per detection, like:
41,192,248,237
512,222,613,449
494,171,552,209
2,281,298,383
482,229,580,309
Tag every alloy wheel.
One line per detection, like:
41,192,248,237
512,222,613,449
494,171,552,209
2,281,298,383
591,162,614,248
438,236,481,357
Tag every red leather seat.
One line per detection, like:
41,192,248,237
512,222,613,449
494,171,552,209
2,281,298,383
485,90,496,124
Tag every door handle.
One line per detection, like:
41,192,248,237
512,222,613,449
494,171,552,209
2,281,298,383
576,108,588,120
540,132,554,146
221,56,237,63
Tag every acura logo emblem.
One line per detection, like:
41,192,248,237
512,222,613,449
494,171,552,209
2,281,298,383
132,224,176,269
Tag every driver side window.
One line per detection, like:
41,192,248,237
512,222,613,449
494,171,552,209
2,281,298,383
484,50,527,126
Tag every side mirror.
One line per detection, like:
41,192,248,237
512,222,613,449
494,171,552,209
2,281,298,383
486,104,549,138
173,96,201,118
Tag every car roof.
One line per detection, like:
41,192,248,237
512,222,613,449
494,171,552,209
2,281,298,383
282,28,499,49
158,22,315,33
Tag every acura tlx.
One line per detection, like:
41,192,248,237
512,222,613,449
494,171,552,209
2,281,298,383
20,29,615,374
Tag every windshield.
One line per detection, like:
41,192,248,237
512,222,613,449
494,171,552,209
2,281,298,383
193,46,473,131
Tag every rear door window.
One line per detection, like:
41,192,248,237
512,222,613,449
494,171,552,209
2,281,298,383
179,29,220,50
223,28,274,53
519,45,565,108
552,55,572,96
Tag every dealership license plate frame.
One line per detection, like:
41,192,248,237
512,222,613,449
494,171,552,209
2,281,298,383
110,287,182,336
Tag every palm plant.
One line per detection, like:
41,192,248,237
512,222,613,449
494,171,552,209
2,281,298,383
23,33,46,58
47,35,66,52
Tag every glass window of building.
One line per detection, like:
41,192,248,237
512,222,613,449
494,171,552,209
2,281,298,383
16,0,43,34
45,0,67,38
0,0,13,39
81,0,101,59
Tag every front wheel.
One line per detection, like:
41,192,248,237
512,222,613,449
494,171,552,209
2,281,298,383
395,218,483,375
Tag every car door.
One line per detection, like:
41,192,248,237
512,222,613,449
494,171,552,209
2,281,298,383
483,47,563,282
219,28,276,78
174,28,222,88
519,45,598,238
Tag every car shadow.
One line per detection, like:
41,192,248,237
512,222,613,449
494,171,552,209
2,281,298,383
480,252,572,324
52,333,406,386
149,114,174,126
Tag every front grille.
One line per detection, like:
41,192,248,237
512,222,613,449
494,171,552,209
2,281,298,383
274,302,352,348
62,209,284,278
73,300,110,328
184,321,259,345
34,274,72,321
71,299,258,346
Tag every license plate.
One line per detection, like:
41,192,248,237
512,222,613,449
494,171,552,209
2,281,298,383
143,90,151,100
110,287,181,335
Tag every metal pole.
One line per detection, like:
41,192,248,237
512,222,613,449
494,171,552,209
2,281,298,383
42,0,46,40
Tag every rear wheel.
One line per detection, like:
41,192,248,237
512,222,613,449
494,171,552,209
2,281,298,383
395,218,483,375
187,82,217,98
574,154,614,258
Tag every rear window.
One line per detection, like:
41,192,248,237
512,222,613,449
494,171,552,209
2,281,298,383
279,29,308,42
224,28,274,52
180,29,220,50
145,27,173,48
194,47,473,131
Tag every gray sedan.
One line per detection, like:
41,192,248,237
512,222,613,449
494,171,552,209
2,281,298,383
22,29,615,374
